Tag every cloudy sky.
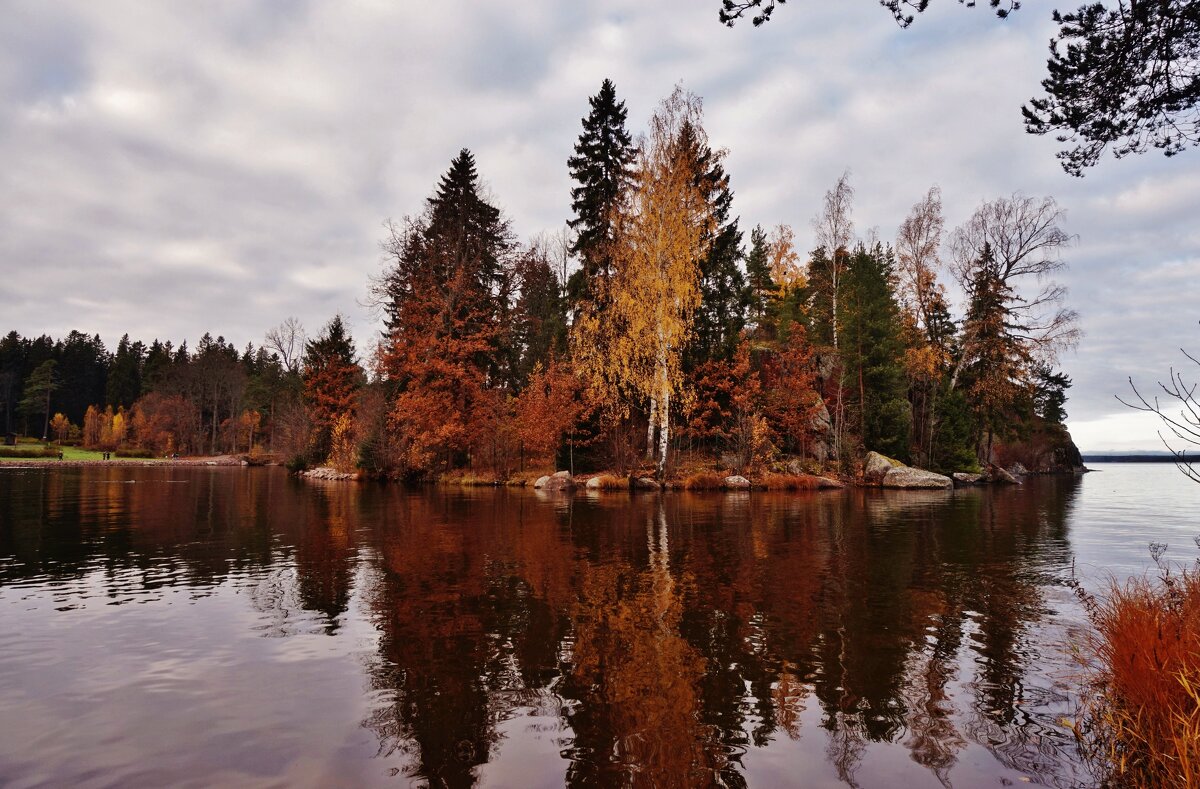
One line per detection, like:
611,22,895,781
3,1,1197,450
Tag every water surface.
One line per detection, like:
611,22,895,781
0,463,1194,788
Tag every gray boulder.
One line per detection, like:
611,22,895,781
863,451,901,484
536,471,575,491
882,466,953,489
864,450,952,489
724,475,752,490
953,472,983,486
632,477,661,491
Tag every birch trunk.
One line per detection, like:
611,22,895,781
646,396,658,459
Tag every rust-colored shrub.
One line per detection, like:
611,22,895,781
681,471,725,491
757,473,821,491
1075,551,1200,788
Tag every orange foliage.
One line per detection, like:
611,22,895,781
684,342,774,470
131,393,197,454
326,412,357,474
514,358,583,464
1078,563,1200,788
49,413,72,443
761,327,824,456
83,405,103,448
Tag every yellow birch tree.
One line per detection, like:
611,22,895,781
573,85,716,477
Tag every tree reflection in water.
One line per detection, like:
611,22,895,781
0,469,1087,787
352,480,1083,787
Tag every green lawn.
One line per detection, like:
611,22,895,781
0,443,163,463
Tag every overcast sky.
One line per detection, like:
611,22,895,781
3,1,1197,450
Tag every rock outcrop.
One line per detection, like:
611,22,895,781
952,472,983,486
809,400,838,464
984,465,1020,484
989,424,1087,474
862,451,952,489
633,476,661,491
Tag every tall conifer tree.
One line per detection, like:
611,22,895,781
566,79,636,314
680,120,748,367
841,243,911,460
377,149,515,472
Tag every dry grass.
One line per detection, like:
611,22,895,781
681,471,726,491
438,470,503,486
587,474,630,490
757,472,823,491
1075,555,1200,788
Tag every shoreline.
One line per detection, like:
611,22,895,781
0,456,252,469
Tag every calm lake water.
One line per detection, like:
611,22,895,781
0,463,1195,788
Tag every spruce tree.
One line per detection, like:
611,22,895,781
745,224,775,333
106,334,142,410
679,119,748,367
513,248,568,386
566,79,636,313
961,244,1030,461
376,150,515,472
302,315,361,462
841,243,910,460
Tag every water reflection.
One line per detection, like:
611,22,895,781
0,468,1092,787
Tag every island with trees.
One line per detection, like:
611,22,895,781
1,80,1084,488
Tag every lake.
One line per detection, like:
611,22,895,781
0,463,1195,788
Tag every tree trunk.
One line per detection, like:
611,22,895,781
657,389,670,480
646,397,658,460
831,256,840,350
41,389,51,441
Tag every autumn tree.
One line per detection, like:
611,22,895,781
514,358,583,466
376,149,515,474
573,86,716,478
760,327,824,458
567,78,637,317
302,315,362,464
763,223,810,342
49,413,71,443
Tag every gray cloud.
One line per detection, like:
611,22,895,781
1,0,1195,449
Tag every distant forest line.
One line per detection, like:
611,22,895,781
3,81,1080,479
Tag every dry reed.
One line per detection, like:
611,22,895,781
1073,545,1200,788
